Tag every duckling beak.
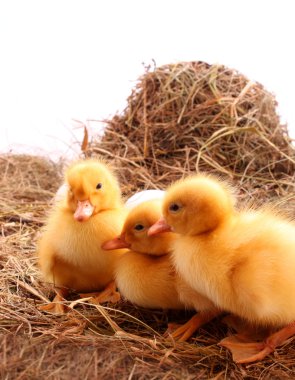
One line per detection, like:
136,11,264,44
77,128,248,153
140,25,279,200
74,200,95,222
148,217,172,236
101,234,130,250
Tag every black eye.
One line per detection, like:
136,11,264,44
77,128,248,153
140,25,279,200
96,183,102,190
134,224,145,231
169,203,181,213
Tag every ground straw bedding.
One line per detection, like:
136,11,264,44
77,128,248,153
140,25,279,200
1,61,295,379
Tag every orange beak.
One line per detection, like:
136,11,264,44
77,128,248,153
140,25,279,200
101,233,130,250
148,217,172,236
74,200,94,222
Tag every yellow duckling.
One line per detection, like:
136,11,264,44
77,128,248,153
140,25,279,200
103,199,219,340
148,174,295,363
38,158,127,313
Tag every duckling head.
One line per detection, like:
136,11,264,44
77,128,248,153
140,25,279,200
65,159,122,222
149,174,236,236
102,199,175,255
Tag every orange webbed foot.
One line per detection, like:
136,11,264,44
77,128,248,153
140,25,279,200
165,310,220,342
80,281,121,305
165,315,200,341
39,301,68,314
38,289,69,314
219,335,267,363
220,320,295,363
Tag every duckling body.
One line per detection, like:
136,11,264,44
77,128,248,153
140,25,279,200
103,199,219,339
102,199,183,309
171,200,295,326
116,248,216,312
38,159,127,312
150,174,295,362
115,250,183,309
40,206,125,291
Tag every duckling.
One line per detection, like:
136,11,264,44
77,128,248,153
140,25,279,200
102,199,219,340
148,174,295,363
38,158,127,313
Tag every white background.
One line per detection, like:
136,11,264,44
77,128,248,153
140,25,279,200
0,0,294,161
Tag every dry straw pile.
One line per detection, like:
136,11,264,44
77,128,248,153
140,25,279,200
93,61,295,205
2,61,295,379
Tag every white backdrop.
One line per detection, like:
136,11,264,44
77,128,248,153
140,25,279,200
0,0,294,160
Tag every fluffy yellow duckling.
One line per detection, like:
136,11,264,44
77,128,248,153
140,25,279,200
148,174,295,363
38,158,127,313
102,199,219,340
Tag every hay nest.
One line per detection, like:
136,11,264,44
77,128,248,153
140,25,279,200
91,61,295,204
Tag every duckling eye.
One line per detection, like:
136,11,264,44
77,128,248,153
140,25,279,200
169,203,181,213
96,183,102,190
134,224,145,231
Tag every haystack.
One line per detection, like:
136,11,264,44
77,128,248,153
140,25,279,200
91,61,295,204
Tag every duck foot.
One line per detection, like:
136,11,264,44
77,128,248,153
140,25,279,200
219,335,269,363
38,288,69,314
80,281,121,304
219,320,295,364
165,310,220,342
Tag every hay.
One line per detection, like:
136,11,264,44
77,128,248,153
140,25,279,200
2,154,295,379
91,61,295,205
